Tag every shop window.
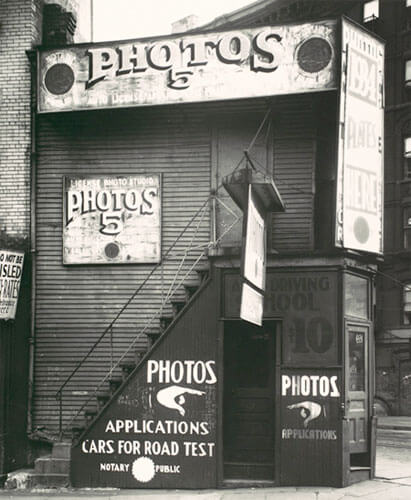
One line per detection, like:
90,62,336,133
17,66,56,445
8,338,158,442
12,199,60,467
403,206,411,248
344,274,369,319
404,137,411,178
406,60,411,87
404,283,411,324
363,0,379,22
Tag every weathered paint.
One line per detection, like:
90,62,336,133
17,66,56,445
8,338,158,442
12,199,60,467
0,250,25,320
335,18,384,254
224,270,339,366
63,174,161,264
280,369,342,486
38,20,338,113
71,275,219,488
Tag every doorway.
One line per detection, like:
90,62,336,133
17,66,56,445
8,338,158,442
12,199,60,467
223,320,276,481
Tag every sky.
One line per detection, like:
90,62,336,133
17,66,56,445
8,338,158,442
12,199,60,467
92,0,256,42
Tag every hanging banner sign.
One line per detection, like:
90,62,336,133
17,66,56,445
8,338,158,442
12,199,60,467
243,185,266,290
37,20,337,113
0,249,24,320
63,174,161,264
335,18,384,254
240,186,266,326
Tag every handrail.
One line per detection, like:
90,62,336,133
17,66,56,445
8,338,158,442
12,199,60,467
55,195,242,438
55,195,211,401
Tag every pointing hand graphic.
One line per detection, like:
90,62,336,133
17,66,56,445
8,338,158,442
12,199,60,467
287,401,322,427
156,385,205,416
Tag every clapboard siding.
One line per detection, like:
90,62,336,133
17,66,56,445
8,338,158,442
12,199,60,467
34,106,212,433
271,97,316,251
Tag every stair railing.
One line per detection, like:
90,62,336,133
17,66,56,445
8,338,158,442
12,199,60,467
55,194,242,439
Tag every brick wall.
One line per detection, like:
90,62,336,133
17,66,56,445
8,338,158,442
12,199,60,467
0,0,42,246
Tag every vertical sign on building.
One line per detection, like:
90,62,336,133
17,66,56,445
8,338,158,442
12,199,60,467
0,250,24,320
240,185,266,326
335,19,384,253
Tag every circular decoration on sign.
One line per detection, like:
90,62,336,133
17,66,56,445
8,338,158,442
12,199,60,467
297,37,332,73
44,63,75,95
353,216,370,244
104,242,120,259
132,457,155,483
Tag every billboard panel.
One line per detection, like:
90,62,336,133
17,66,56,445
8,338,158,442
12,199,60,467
335,19,384,254
63,174,161,264
38,20,338,113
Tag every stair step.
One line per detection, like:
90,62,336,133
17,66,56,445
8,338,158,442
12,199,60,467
84,408,97,424
51,442,71,459
4,470,69,489
171,300,186,316
109,378,122,394
96,393,110,409
120,362,135,381
160,315,173,331
71,426,86,441
196,266,209,282
35,457,70,475
184,283,199,299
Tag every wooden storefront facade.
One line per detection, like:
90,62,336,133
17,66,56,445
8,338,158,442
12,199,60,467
33,17,383,488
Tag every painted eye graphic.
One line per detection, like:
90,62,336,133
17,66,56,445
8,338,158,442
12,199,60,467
287,401,323,427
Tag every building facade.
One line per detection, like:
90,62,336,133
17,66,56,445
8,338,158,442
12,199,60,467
28,4,384,487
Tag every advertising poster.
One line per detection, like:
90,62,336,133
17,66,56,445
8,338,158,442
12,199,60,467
0,249,24,320
335,18,384,253
63,174,161,264
38,20,338,113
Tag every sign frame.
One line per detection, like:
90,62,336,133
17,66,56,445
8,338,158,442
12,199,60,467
62,173,162,265
0,249,25,320
335,17,385,254
37,20,338,114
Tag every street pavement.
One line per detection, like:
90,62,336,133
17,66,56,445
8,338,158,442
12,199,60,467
0,417,410,499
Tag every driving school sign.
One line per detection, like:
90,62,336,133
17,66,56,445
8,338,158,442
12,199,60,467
37,20,337,113
63,175,161,264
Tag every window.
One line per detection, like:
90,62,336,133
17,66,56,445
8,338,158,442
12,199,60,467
403,207,411,248
363,0,379,22
404,283,411,324
407,0,411,8
404,137,411,178
406,61,411,87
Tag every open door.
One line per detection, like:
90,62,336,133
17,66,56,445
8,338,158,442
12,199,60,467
223,320,276,481
346,324,369,453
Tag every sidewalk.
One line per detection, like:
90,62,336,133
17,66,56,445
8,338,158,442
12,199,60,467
377,416,411,430
0,418,410,500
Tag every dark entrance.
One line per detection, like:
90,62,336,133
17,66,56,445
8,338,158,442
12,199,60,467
223,320,276,481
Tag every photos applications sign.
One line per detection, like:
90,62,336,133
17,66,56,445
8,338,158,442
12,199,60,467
335,19,385,254
37,20,338,113
63,174,161,264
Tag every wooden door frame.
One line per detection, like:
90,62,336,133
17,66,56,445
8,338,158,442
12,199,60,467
217,318,281,486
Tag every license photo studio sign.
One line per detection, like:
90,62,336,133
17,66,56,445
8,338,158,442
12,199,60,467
63,175,161,264
335,18,384,254
38,20,337,113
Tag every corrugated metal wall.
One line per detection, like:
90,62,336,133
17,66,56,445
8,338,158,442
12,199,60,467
34,95,319,433
34,106,212,432
271,96,316,251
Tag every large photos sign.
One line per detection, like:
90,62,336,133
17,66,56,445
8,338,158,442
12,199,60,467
38,20,337,113
63,175,161,264
335,19,384,254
